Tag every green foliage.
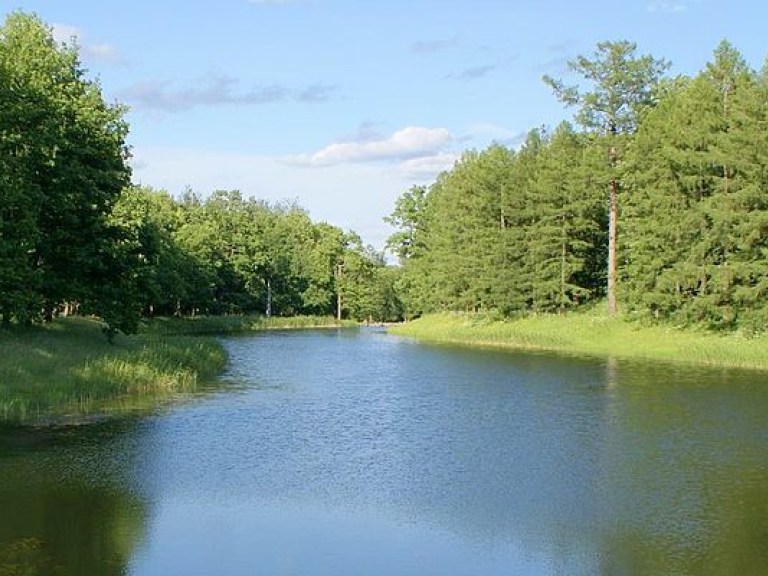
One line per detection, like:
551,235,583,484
384,184,428,261
387,130,606,318
337,236,403,322
544,40,670,316
389,38,768,334
0,12,397,336
524,123,606,312
6,17,767,336
162,190,394,320
543,40,670,135
0,11,130,333
401,145,523,314
622,41,768,331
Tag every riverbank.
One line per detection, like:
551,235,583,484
388,312,768,370
142,314,356,336
0,317,227,426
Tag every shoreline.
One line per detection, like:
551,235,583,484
387,312,768,371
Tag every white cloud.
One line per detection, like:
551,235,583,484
398,153,459,180
52,23,124,65
295,84,338,103
292,126,453,167
547,40,577,54
538,55,569,74
120,75,336,111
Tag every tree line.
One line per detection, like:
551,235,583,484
387,40,768,332
5,10,767,335
0,12,401,336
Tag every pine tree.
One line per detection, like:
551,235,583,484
623,41,768,330
526,122,605,312
544,40,669,315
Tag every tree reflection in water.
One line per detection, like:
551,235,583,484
0,422,147,576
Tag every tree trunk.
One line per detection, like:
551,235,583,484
335,263,343,321
265,278,272,317
43,303,54,323
607,177,618,316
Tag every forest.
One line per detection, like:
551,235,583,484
3,9,768,337
0,12,401,337
387,39,768,333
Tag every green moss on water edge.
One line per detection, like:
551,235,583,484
388,311,768,371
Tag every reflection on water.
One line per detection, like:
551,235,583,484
0,422,148,575
2,328,768,575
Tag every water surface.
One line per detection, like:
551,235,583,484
2,328,767,575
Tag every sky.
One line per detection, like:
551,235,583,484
2,0,768,252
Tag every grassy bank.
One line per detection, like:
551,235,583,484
389,311,768,370
0,317,227,426
142,314,356,336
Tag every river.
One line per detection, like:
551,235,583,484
1,328,767,575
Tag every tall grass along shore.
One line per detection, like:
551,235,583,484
389,311,768,370
0,317,227,426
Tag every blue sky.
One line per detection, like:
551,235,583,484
2,0,767,250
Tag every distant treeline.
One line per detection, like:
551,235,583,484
107,187,402,325
387,40,768,332
0,12,401,336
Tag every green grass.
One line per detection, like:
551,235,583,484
142,314,356,336
0,317,227,426
389,310,768,370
